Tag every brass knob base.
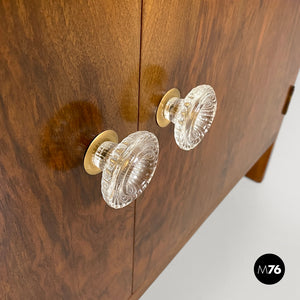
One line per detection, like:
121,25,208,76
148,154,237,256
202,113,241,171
83,130,118,175
156,88,181,127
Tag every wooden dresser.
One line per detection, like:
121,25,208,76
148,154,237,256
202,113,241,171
1,1,299,299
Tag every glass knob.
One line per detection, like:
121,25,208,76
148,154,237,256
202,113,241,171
84,130,159,209
156,85,217,150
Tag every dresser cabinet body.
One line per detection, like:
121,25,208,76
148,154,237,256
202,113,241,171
0,1,300,299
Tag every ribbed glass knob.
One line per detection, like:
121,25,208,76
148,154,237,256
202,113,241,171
157,85,217,150
84,130,159,209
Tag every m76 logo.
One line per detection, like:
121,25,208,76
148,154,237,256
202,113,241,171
254,254,285,284
257,265,282,274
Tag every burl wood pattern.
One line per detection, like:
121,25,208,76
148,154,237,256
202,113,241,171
133,0,300,295
0,1,141,299
246,143,275,183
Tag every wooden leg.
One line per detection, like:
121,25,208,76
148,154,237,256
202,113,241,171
246,143,275,183
247,84,295,183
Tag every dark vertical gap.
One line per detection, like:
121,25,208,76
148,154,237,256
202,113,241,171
281,85,295,115
137,1,144,133
131,0,144,295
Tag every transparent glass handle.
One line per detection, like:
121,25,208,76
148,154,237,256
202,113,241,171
84,131,159,209
157,85,217,150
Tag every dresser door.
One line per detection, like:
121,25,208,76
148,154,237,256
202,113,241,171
133,0,300,294
0,1,141,299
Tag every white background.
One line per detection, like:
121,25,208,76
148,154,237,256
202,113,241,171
141,71,300,300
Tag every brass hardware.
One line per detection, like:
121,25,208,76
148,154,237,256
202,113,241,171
83,130,118,175
156,88,181,127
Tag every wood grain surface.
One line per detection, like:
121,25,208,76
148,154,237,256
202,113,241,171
133,0,300,294
0,1,141,299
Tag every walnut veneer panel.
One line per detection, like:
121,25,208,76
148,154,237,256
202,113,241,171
133,0,300,294
0,1,140,299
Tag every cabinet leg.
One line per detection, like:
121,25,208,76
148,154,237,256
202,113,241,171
246,143,275,183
